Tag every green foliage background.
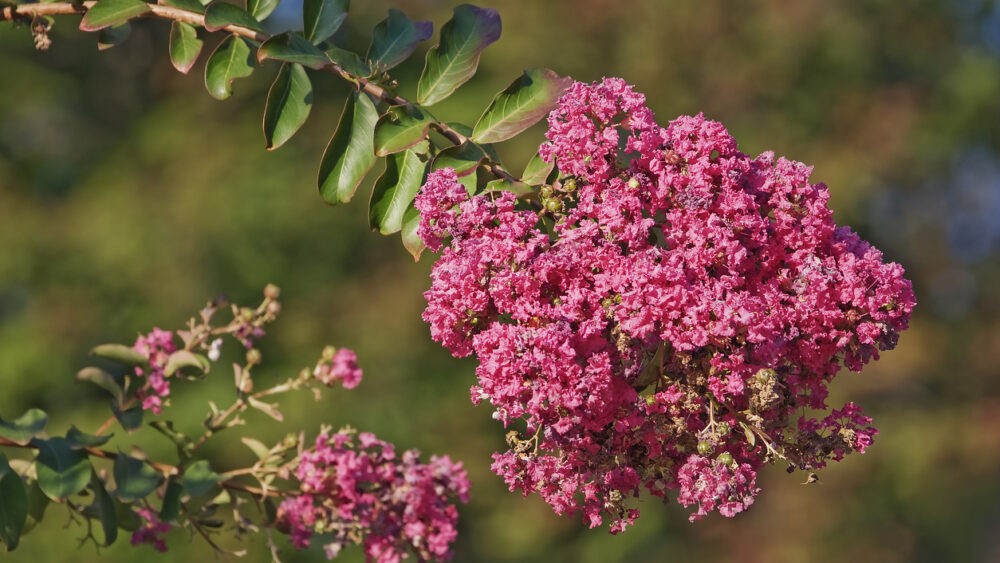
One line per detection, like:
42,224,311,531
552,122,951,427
1,0,999,561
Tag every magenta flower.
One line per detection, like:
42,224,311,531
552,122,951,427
132,328,177,414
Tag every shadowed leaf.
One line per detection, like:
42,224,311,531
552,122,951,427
0,410,47,445
113,452,163,502
417,4,501,106
373,105,434,157
303,0,348,45
79,0,150,32
258,31,330,69
263,63,313,150
369,147,428,234
318,91,379,204
367,8,432,70
32,438,91,500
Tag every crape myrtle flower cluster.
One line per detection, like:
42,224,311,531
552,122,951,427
276,429,470,563
416,77,915,530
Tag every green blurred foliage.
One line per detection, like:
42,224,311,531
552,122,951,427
1,0,999,561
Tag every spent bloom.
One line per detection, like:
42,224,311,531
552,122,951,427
132,328,176,414
416,77,915,530
131,507,171,552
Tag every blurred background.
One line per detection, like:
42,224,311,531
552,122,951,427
1,0,999,561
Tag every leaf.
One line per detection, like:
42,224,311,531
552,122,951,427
257,31,330,70
431,142,488,178
246,397,284,422
182,460,222,497
366,8,432,71
97,22,131,51
169,21,203,74
417,4,501,106
373,105,434,157
0,410,47,445
262,63,313,150
114,500,142,532
0,470,27,551
247,0,280,21
369,148,428,235
303,0,348,45
110,402,143,432
159,478,183,522
161,0,204,12
90,473,117,546
164,350,210,377
326,46,369,77
485,178,531,196
740,422,757,448
203,1,264,33
32,437,92,500
79,0,151,32
76,367,125,407
113,452,163,502
472,68,572,144
400,205,425,261
317,93,378,205
0,454,8,478
240,437,271,460
21,480,48,535
204,34,255,101
66,426,112,449
90,343,146,366
521,152,553,185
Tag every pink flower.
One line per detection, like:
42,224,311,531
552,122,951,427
131,507,171,552
132,328,177,414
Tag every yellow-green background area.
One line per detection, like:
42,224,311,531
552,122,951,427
2,0,999,561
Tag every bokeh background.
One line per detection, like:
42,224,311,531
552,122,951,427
2,0,999,561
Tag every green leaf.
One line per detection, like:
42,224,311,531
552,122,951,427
417,5,501,106
485,178,532,196
0,454,8,478
240,437,271,460
521,152,553,185
32,438,92,500
169,21,203,75
204,34,255,101
79,0,150,32
373,105,434,157
110,402,143,432
326,46,369,77
472,68,572,144
263,63,313,150
317,92,378,205
203,1,264,33
303,0,348,45
90,343,146,366
0,410,47,445
366,8,432,71
21,480,48,535
66,426,112,449
257,31,330,69
114,500,142,532
90,473,117,546
76,367,125,407
247,0,280,21
159,478,183,522
97,22,131,51
182,460,222,497
400,205,425,261
113,452,163,502
164,350,210,377
431,142,488,178
0,470,27,551
161,0,204,13
369,148,428,235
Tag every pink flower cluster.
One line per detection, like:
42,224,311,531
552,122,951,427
314,348,364,389
416,78,915,529
131,507,171,552
132,328,176,414
277,430,470,562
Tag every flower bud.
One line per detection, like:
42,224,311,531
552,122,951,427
266,301,281,316
240,308,254,322
322,345,337,362
545,198,563,213
627,177,640,189
697,441,714,456
246,348,262,365
717,452,735,467
264,284,281,300
562,178,577,192
539,185,554,199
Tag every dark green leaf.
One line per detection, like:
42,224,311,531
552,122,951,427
159,478,183,522
366,8,432,71
21,480,48,535
161,0,204,13
318,92,378,204
373,105,434,157
97,22,131,51
169,21,203,75
66,426,112,449
521,152,553,185
204,34,255,101
76,367,125,407
472,68,572,143
0,471,27,551
247,0,279,21
369,148,428,235
79,0,150,32
114,500,142,532
263,63,313,150
90,343,146,366
0,409,46,445
0,453,8,478
90,473,117,546
257,31,330,69
110,402,143,432
113,452,163,502
417,4,501,106
164,350,210,377
400,205,425,261
203,1,264,33
182,460,222,497
32,437,91,500
326,46,369,77
303,0,348,45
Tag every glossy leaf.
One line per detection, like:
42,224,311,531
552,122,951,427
432,142,488,177
318,92,378,204
159,478,183,522
326,46,369,77
400,205,425,261
0,470,27,551
204,34,255,101
97,22,131,51
263,63,313,150
417,4,501,106
369,148,428,235
303,0,348,45
169,21,203,74
367,8,432,71
110,402,143,432
79,0,150,32
257,31,330,69
90,343,146,366
66,426,112,449
161,0,204,13
182,460,222,497
472,68,572,143
521,152,554,185
203,1,264,33
247,0,280,21
90,473,117,546
76,367,125,407
32,438,92,500
113,452,163,502
373,105,434,157
0,409,47,445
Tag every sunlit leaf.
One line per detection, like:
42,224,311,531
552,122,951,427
373,105,434,157
369,148,428,235
169,21,203,74
76,367,125,407
417,4,501,106
164,350,210,377
472,68,572,143
318,92,378,204
0,409,47,445
203,1,264,33
263,63,313,150
90,343,146,366
204,34,255,101
258,31,330,69
161,0,204,13
79,0,150,32
247,0,280,21
400,205,425,261
303,0,348,45
521,152,553,185
366,8,432,71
